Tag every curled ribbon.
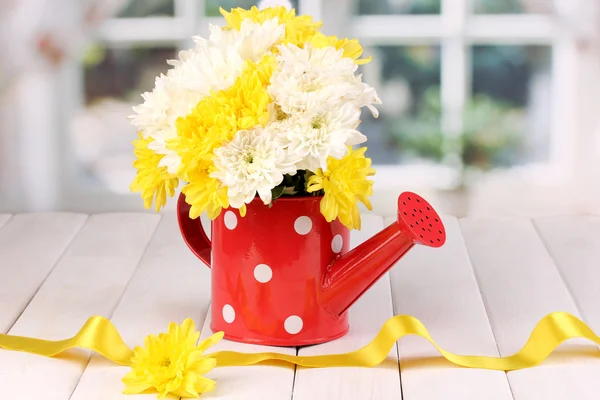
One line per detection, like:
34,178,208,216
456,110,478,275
1,311,599,371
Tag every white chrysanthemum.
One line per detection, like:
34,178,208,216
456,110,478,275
130,74,191,173
207,18,284,62
131,40,245,174
271,103,366,171
268,43,382,118
212,127,298,208
167,39,245,95
130,74,172,140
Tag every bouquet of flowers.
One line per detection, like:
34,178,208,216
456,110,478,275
129,5,381,230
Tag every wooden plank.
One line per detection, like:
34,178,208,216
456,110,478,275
460,216,600,400
0,213,87,332
198,309,297,400
0,213,161,400
70,213,213,400
197,203,299,400
190,210,306,400
0,214,10,229
533,216,600,328
292,215,402,400
389,215,513,400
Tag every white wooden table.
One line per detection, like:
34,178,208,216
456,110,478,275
1,212,599,400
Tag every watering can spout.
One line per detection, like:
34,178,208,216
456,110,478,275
320,192,446,317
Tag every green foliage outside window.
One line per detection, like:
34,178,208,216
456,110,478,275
118,0,174,18
389,87,525,170
358,0,440,15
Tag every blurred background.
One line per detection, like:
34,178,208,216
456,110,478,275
1,0,599,218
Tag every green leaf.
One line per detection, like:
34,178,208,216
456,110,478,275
282,187,298,195
284,174,295,186
271,185,285,201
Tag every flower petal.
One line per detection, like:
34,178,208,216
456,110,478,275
122,375,154,395
188,355,218,375
194,376,217,394
197,331,225,353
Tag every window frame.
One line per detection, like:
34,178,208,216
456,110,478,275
59,0,594,213
343,0,580,188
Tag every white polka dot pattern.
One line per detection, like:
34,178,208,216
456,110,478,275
284,315,303,334
294,216,312,235
332,234,343,253
224,211,237,230
222,304,235,323
254,263,273,283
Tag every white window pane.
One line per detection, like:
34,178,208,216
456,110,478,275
470,45,552,167
472,0,553,14
118,0,175,17
360,46,442,165
71,45,177,193
205,0,299,17
358,0,440,15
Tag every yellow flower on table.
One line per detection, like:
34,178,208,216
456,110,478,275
130,135,179,212
122,318,223,399
307,147,375,230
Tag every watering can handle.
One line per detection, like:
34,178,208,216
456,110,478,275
177,193,212,268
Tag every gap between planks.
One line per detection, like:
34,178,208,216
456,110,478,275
0,213,162,400
387,247,404,400
0,214,11,229
292,215,402,400
68,214,167,400
388,215,514,400
69,213,216,400
11,212,596,398
459,215,600,400
195,215,397,400
531,216,600,327
0,213,89,333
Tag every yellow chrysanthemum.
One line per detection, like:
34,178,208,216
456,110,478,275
221,6,322,48
122,319,223,399
169,55,275,219
307,147,375,230
309,32,372,65
181,169,230,220
130,134,179,212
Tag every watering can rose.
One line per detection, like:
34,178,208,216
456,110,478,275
129,5,381,230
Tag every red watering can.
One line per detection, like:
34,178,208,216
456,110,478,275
178,192,446,346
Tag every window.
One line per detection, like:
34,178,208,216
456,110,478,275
62,0,588,211
118,0,175,17
71,45,177,194
470,45,552,166
358,0,441,15
359,45,442,165
472,0,553,14
338,0,581,194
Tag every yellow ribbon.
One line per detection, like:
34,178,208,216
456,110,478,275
0,316,134,365
1,311,599,371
